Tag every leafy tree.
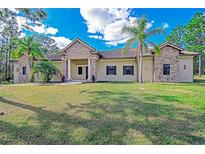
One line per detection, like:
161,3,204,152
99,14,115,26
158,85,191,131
32,61,59,83
121,17,165,83
166,25,185,47
33,35,60,53
184,12,205,76
0,8,47,82
0,9,19,81
12,36,45,67
18,9,47,23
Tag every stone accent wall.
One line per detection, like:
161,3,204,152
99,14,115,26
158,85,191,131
14,52,30,83
61,58,68,79
66,41,93,59
154,46,180,82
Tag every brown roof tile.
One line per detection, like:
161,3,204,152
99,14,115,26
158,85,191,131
100,48,152,59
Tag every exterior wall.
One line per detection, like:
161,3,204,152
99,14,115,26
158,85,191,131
154,46,180,82
96,59,137,81
61,58,68,79
179,56,194,82
64,41,99,60
62,40,99,81
13,53,30,83
13,41,195,83
70,59,88,80
142,57,153,82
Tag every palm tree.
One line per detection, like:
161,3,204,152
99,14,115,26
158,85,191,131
12,36,45,67
32,61,59,83
121,17,165,83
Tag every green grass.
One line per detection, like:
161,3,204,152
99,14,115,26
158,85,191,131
1,78,205,144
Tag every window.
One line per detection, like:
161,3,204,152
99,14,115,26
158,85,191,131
106,66,116,75
77,66,83,75
123,65,134,75
22,67,26,75
163,64,170,75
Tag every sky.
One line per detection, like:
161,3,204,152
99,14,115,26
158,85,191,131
17,8,205,51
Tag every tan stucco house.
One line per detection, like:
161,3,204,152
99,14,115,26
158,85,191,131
13,38,198,83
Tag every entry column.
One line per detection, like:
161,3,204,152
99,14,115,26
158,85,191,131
87,58,91,81
67,58,72,80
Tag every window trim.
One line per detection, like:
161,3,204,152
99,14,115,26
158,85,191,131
22,66,26,75
77,65,83,76
123,65,134,76
163,64,170,75
106,65,117,76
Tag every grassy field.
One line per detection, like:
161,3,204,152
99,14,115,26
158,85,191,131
0,77,205,144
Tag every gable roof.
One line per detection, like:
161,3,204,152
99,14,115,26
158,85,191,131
60,38,101,56
42,39,198,60
160,42,184,51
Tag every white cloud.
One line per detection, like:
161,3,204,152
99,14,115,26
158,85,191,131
30,24,58,35
80,9,136,46
15,15,66,49
50,36,72,49
88,35,103,39
162,22,169,29
146,20,154,29
80,8,116,33
146,23,153,29
80,8,153,46
46,27,58,35
16,16,31,32
16,15,58,35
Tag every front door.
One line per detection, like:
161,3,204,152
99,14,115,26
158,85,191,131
86,66,88,80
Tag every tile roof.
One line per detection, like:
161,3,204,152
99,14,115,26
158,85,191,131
100,48,152,59
180,51,199,55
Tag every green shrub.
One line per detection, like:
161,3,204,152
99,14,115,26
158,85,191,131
32,61,59,83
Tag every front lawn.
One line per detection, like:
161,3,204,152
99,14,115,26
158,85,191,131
0,81,205,144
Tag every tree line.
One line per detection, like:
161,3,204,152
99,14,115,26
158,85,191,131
0,9,59,83
166,12,205,76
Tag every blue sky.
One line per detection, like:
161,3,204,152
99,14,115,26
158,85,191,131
19,8,205,51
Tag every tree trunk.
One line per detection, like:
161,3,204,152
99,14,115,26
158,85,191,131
139,43,143,84
136,48,139,82
199,52,202,77
5,48,8,81
152,54,155,82
8,39,12,80
8,31,13,81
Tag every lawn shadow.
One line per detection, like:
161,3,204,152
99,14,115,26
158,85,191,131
78,90,205,144
1,89,205,145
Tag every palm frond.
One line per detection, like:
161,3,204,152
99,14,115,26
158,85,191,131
142,41,149,53
121,38,136,55
147,28,165,37
121,26,137,36
149,42,160,55
137,17,147,32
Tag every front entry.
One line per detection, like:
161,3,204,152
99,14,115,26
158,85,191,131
86,66,88,80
